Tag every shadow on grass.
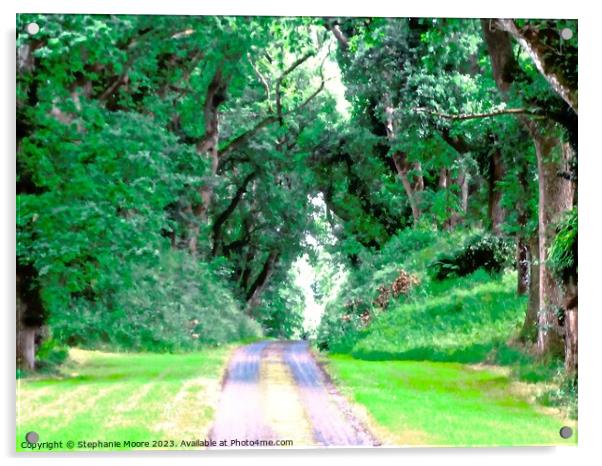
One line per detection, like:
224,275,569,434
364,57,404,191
350,342,494,364
23,352,229,386
339,341,562,384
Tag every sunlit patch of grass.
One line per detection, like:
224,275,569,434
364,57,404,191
16,347,233,451
327,356,577,446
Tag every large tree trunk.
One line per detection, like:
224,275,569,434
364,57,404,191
520,235,539,342
17,326,36,371
16,263,45,371
458,168,469,214
385,103,421,226
438,168,448,189
188,66,228,254
411,161,425,192
516,237,529,295
515,150,532,295
563,274,578,373
392,152,421,225
246,250,279,314
529,129,574,356
495,19,577,113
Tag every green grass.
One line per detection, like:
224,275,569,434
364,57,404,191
16,347,233,452
328,355,576,446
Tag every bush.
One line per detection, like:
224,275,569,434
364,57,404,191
379,228,438,264
428,232,513,280
50,250,262,351
316,300,369,353
373,269,420,308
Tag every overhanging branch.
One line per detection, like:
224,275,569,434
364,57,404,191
218,76,327,160
414,107,545,121
275,52,315,125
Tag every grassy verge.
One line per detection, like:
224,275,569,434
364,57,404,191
16,346,233,452
317,230,577,445
327,355,576,446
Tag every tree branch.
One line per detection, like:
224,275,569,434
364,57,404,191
275,52,315,125
218,115,279,159
414,106,544,121
246,250,280,305
495,19,578,114
97,27,159,102
248,53,272,112
218,75,327,161
438,128,474,154
324,21,349,51
212,171,256,256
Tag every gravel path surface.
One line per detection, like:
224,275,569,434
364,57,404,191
209,341,377,448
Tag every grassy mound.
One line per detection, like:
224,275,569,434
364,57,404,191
352,269,526,362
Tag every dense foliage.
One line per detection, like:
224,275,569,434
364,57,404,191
17,14,324,350
51,252,262,350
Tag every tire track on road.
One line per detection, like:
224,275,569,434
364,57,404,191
209,340,378,448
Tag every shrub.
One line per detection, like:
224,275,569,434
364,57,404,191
379,228,438,264
428,232,513,280
374,269,420,308
316,301,369,353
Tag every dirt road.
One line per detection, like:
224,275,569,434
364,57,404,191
209,341,378,448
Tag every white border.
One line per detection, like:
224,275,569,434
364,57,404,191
3,1,601,465
9,0,581,18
